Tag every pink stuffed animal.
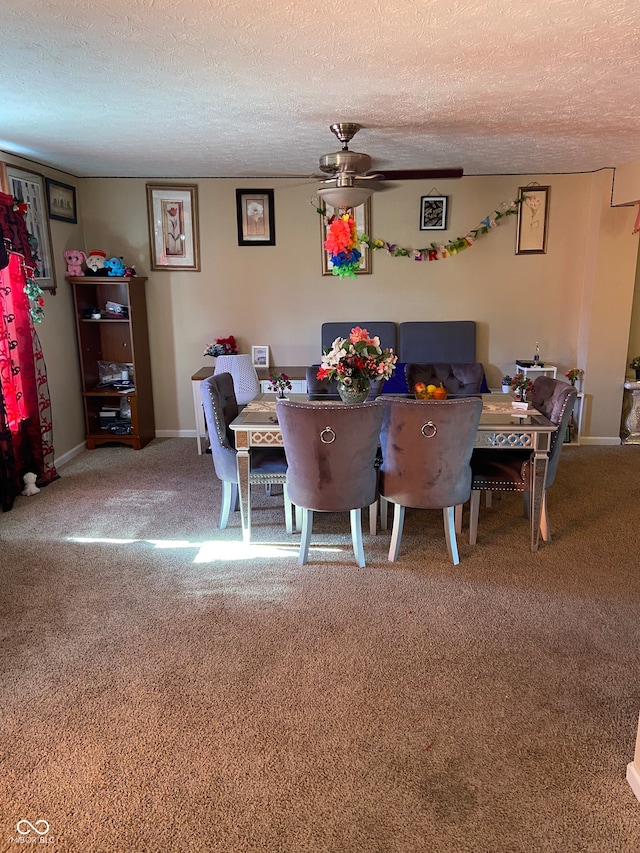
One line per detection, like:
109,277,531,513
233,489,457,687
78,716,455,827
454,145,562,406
64,249,86,276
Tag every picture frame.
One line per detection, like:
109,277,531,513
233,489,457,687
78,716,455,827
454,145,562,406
251,345,270,368
146,184,200,271
419,195,448,230
516,185,550,254
320,197,372,276
4,165,57,291
45,177,77,223
236,189,275,246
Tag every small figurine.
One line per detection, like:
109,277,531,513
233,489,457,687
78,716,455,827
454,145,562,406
21,472,40,496
85,249,107,275
104,256,126,276
63,249,86,277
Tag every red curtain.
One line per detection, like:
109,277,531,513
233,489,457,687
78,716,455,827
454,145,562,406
0,193,57,511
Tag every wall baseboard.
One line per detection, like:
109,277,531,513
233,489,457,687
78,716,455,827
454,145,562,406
55,441,86,467
579,436,623,446
627,762,640,804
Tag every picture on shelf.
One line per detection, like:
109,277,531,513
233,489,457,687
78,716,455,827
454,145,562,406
251,345,270,367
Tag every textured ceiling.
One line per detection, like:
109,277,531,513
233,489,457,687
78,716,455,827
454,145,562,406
3,0,640,179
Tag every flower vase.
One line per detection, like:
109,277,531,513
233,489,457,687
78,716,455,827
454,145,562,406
337,379,370,404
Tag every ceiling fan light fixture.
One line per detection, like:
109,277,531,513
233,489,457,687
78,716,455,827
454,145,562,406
317,185,373,210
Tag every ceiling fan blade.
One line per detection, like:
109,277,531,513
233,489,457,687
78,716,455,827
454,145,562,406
376,167,464,180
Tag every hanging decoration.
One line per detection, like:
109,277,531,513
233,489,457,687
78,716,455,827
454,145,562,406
323,213,362,278
316,196,526,277
12,199,45,322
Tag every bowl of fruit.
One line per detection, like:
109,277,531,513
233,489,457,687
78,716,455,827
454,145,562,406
414,382,447,400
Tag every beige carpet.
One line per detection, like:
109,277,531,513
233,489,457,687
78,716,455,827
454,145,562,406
1,439,639,852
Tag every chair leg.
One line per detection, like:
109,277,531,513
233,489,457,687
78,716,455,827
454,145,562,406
369,501,377,536
295,505,303,532
522,491,531,519
351,508,365,567
443,506,460,565
219,480,236,529
469,490,481,545
283,484,293,535
298,508,313,565
455,503,463,534
388,503,405,562
379,496,389,530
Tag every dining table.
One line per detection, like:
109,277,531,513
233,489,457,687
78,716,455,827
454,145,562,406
229,393,557,551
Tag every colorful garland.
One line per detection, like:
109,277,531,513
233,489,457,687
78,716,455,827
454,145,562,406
13,200,45,323
318,196,525,275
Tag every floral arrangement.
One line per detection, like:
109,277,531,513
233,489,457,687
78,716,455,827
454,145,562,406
323,213,362,279
268,371,292,397
565,367,584,384
317,326,397,388
510,372,535,400
203,335,238,357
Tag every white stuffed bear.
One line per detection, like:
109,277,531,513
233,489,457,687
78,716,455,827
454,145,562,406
21,473,40,496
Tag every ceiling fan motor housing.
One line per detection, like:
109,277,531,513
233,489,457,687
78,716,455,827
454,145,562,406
318,149,372,179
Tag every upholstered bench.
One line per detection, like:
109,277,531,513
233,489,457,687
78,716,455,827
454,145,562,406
405,362,487,396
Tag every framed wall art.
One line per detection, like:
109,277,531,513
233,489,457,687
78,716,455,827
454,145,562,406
251,345,270,367
146,184,200,271
320,198,372,275
4,165,56,291
516,185,550,254
419,195,448,230
236,189,275,246
45,178,77,223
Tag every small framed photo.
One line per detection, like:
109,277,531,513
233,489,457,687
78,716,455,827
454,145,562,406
146,183,200,271
45,177,77,223
4,164,57,291
320,197,372,275
251,345,270,367
419,195,448,230
516,185,550,254
236,189,275,246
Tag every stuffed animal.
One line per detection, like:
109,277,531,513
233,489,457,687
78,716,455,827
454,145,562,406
21,472,40,496
63,249,86,277
104,256,126,277
85,249,107,275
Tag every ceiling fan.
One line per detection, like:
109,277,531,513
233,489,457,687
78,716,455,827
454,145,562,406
315,122,463,208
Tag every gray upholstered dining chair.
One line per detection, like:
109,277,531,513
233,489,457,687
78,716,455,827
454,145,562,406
377,396,483,564
467,376,577,544
276,399,384,567
200,373,293,532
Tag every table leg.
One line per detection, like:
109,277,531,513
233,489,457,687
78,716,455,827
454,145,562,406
235,446,251,543
528,438,550,552
192,379,207,455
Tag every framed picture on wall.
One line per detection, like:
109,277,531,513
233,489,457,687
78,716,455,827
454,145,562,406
516,185,550,254
236,189,275,246
4,165,57,291
146,184,200,271
419,195,448,230
45,178,77,223
320,197,372,275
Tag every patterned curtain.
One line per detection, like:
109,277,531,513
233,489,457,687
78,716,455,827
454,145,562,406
0,193,57,511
